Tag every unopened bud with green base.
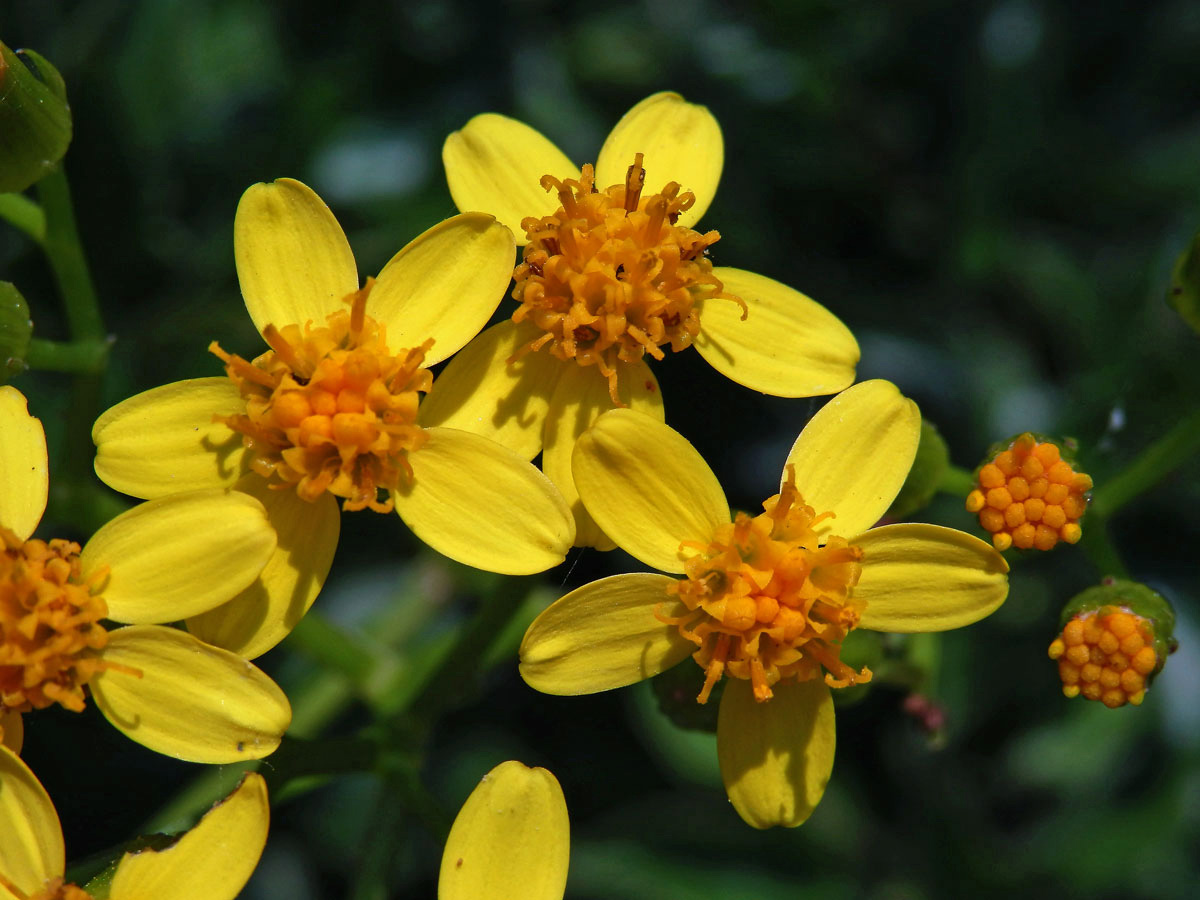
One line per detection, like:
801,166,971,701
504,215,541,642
1048,579,1176,708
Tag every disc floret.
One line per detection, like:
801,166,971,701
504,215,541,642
662,466,869,704
966,434,1091,551
1048,607,1158,708
511,154,746,404
0,527,110,719
212,279,433,512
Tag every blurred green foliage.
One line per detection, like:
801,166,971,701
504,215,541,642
4,1,1199,899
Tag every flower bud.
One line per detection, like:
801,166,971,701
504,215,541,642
0,281,32,384
0,41,72,192
965,433,1091,552
1048,579,1176,708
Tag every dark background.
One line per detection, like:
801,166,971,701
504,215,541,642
3,1,1198,898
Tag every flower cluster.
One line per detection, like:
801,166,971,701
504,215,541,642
8,82,1176,898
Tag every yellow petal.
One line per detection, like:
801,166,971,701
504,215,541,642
235,178,359,334
186,480,340,659
0,746,63,900
92,378,249,499
542,360,664,550
594,92,723,229
0,387,47,541
784,380,920,538
0,710,23,755
80,489,277,624
109,773,269,900
443,113,576,242
439,761,569,900
90,626,291,763
573,409,728,574
696,267,859,397
717,679,836,829
419,320,560,461
371,213,516,365
854,523,1010,632
519,573,692,694
396,426,574,575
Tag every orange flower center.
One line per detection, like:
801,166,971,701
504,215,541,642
511,154,746,405
1048,606,1158,708
661,467,869,704
966,435,1092,551
211,279,433,512
0,527,110,717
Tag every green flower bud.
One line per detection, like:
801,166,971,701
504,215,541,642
1048,579,1176,708
0,41,72,193
0,281,31,384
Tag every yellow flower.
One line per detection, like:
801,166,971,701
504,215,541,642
424,92,861,548
93,179,575,660
0,746,268,900
519,380,1010,828
0,387,290,763
439,761,569,900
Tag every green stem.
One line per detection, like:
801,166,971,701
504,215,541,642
24,336,111,373
938,464,976,496
0,192,46,242
35,165,104,341
391,575,534,722
1078,515,1131,580
1091,406,1200,518
285,610,381,685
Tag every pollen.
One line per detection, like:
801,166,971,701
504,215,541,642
212,279,433,512
0,527,111,717
965,434,1091,552
1048,606,1158,708
510,154,747,405
661,466,869,704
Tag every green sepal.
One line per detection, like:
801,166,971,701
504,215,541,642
1060,579,1176,677
1168,229,1200,336
0,281,32,383
76,832,180,899
889,419,950,518
0,41,72,193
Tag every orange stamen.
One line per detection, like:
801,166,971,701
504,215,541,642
1,528,126,719
661,465,867,704
211,281,433,512
508,155,746,405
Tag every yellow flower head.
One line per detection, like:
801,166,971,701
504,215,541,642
965,433,1092,551
209,278,435,513
439,761,569,900
426,92,861,548
520,381,1010,828
508,152,746,404
1,388,290,763
93,180,575,659
0,746,268,900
